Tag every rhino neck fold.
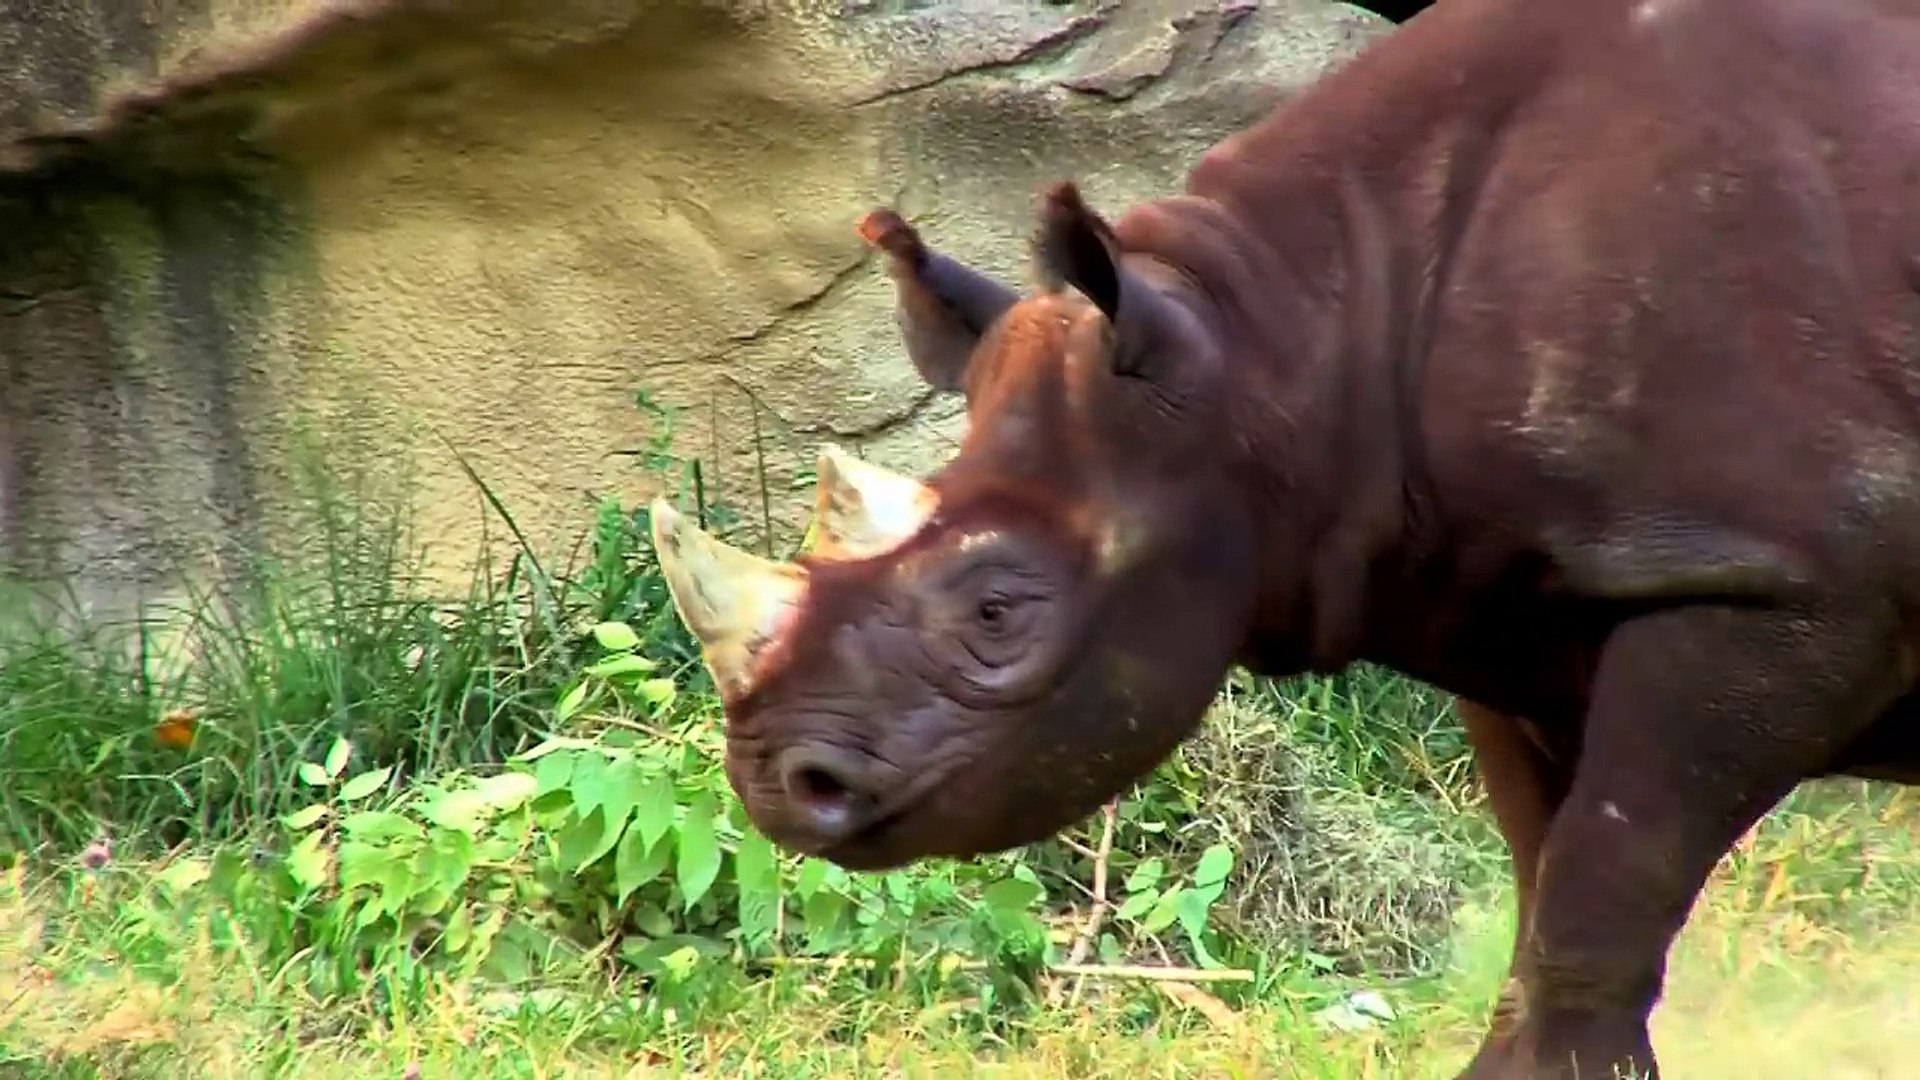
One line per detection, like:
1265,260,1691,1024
1113,172,1449,676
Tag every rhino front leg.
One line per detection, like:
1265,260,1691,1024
1477,602,1905,1080
1453,700,1573,1079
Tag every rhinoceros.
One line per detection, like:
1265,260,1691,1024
647,0,1920,1075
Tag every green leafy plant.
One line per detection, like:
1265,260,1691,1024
513,618,1057,987
270,734,581,993
1105,843,1238,968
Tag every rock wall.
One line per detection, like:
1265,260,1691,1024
0,0,1393,618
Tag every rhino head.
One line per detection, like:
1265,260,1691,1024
651,183,1269,870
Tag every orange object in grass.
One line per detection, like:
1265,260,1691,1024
154,708,198,749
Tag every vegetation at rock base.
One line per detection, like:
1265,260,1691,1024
3,395,1918,1078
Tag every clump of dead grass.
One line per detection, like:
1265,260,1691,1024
1161,694,1501,977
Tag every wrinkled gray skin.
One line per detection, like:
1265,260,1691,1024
654,4,1920,1079
653,185,1265,871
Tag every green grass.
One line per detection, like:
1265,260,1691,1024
0,437,706,857
4,783,1917,1079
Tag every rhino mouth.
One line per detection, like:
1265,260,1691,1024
813,806,914,869
790,735,995,869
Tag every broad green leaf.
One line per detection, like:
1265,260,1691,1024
637,678,678,712
662,945,702,982
153,857,210,895
621,933,723,974
512,734,599,763
1193,844,1235,889
735,829,781,946
533,750,576,797
615,826,670,906
1176,887,1223,970
884,872,914,905
1116,888,1159,921
586,655,656,679
421,790,488,832
340,810,423,843
676,792,722,910
352,893,387,930
1176,884,1215,938
557,807,613,874
338,766,394,804
419,829,475,895
634,901,674,938
555,681,591,723
500,803,536,841
598,756,645,839
297,762,331,788
323,736,352,779
568,753,612,818
411,883,456,917
1141,885,1185,934
337,840,393,892
632,771,675,849
472,771,539,813
376,857,417,918
981,877,1042,913
444,902,474,953
802,891,849,950
735,829,778,897
286,831,330,891
1123,858,1165,894
575,805,627,872
794,857,830,899
469,907,508,963
475,835,522,863
591,621,642,653
206,847,248,897
280,803,329,831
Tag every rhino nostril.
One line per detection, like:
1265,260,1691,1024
776,745,872,839
791,765,850,805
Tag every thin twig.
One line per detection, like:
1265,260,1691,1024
1067,800,1118,967
1047,963,1254,983
1062,802,1120,1002
1048,798,1117,1006
1058,836,1100,861
748,956,1254,983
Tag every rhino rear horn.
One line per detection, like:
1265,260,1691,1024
807,444,937,560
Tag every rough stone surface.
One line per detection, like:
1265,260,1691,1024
0,0,1392,617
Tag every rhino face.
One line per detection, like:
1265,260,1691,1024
651,183,1262,869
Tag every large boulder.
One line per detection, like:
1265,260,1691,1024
0,0,1392,618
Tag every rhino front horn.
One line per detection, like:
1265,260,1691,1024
649,499,806,699
809,444,938,560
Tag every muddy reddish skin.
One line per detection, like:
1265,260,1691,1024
655,1,1920,1076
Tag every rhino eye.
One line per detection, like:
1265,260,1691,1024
977,597,1011,629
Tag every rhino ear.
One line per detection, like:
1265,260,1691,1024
858,209,1019,392
1032,181,1179,378
1033,181,1123,322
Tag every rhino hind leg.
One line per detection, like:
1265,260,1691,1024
1479,601,1907,1080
